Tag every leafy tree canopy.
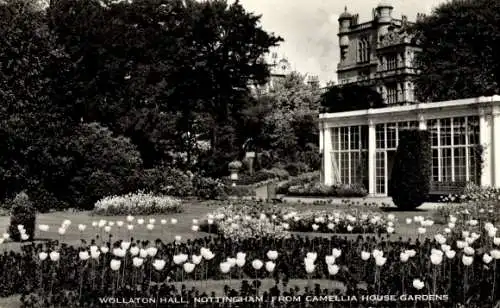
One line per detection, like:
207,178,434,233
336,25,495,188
412,0,500,102
320,84,384,113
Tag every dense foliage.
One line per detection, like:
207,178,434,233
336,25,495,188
412,0,500,101
7,192,36,242
0,0,284,210
390,130,431,210
320,84,385,113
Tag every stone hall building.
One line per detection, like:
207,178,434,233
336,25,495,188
319,2,500,195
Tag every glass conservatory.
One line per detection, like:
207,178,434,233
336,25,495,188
319,96,500,196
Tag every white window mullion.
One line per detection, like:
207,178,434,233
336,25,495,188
465,117,470,182
451,118,455,182
338,128,341,181
384,124,388,194
348,128,351,184
437,120,442,182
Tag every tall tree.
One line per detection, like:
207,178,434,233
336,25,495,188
412,0,500,102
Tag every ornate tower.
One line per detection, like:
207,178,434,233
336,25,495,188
375,1,394,39
338,6,352,62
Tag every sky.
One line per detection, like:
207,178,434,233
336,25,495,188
238,0,447,86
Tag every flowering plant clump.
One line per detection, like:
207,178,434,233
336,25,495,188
92,192,182,215
228,160,243,170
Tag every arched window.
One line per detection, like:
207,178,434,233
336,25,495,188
358,38,370,63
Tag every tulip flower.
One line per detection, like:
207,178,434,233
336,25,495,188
448,223,456,229
417,227,426,234
387,214,395,221
108,221,115,227
312,224,319,231
325,255,336,265
100,246,109,254
405,218,412,224
146,247,158,257
464,247,475,255
220,262,231,273
456,241,467,249
153,259,166,271
207,219,214,225
160,219,167,225
127,224,134,231
347,225,354,232
91,250,101,259
462,231,470,238
137,218,144,225
305,262,316,274
361,251,371,261
306,252,317,262
183,262,195,273
130,246,139,256
375,256,387,266
441,244,451,252
38,224,50,232
49,251,60,262
483,253,493,264
126,215,134,222
327,223,334,230
226,258,237,267
430,253,443,265
434,234,446,244
265,261,276,272
173,254,186,265
110,259,121,271
449,215,457,223
62,219,71,227
444,228,451,234
171,218,178,225
92,221,98,227
413,279,425,290
175,235,182,242
462,255,474,266
192,255,202,265
39,252,48,261
266,250,278,260
149,218,156,224
132,257,144,267
146,224,154,231
445,250,456,259
400,252,409,262
104,226,111,233
112,248,126,258
468,219,478,226
331,248,342,258
252,259,263,270
236,258,245,267
58,227,66,235
78,224,86,232
139,249,148,258
372,249,384,259
120,242,131,250
387,226,395,234
116,221,124,227
327,264,339,275
490,250,500,259
79,251,90,261
21,233,29,241
191,225,199,232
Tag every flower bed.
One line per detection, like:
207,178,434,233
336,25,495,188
0,211,498,307
198,200,389,237
92,192,183,215
287,183,368,197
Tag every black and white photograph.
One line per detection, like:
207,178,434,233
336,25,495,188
0,0,499,307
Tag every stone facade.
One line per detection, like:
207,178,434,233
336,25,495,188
337,3,423,105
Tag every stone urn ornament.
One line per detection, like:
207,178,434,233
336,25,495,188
228,160,242,182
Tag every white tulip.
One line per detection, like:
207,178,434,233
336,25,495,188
400,252,409,263
236,252,246,260
412,279,424,290
441,244,451,252
120,241,131,250
226,258,237,267
100,246,109,254
266,250,278,260
375,256,387,266
220,262,231,273
265,261,276,272
494,237,500,246
160,219,167,225
152,259,166,271
91,250,101,259
387,214,395,221
361,251,371,261
126,215,134,222
132,257,144,267
146,224,154,231
490,250,500,259
430,253,443,265
372,249,384,259
331,248,342,258
173,254,185,265
456,241,467,249
127,224,134,231
417,227,426,234
79,251,90,261
448,223,456,229
387,226,395,234
304,262,316,274
175,235,181,242
92,221,98,227
171,218,178,225
49,251,60,261
306,252,317,262
449,216,457,223
136,218,144,225
434,234,446,244
236,258,246,267
104,226,111,233
406,249,417,258
324,255,335,265
464,247,475,255
139,248,148,258
58,227,66,235
110,259,122,271
21,233,29,241
38,224,50,232
192,255,202,265
108,221,115,227
312,224,319,231
462,255,473,266
191,225,199,232
468,219,478,226
149,218,156,224
146,247,158,257
327,264,339,275
445,250,456,259
252,259,263,270
130,246,139,256
444,228,451,234
462,231,470,238
39,252,48,261
78,224,86,232
183,262,195,273
116,221,124,227
347,225,354,232
405,218,412,224
62,219,71,227
483,253,493,264
98,220,107,228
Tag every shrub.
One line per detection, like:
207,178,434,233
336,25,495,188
224,185,256,197
192,176,227,200
261,167,290,180
276,172,320,194
136,168,194,197
8,192,36,241
286,182,368,197
92,192,182,215
390,129,431,210
284,162,309,176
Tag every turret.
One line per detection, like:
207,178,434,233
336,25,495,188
375,1,393,38
338,6,352,61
